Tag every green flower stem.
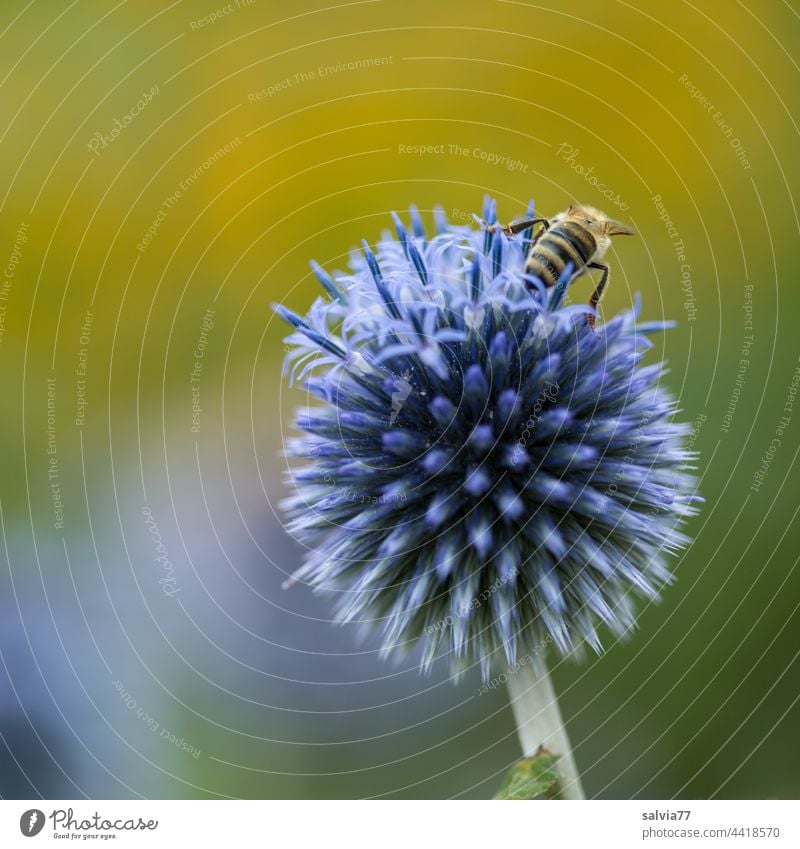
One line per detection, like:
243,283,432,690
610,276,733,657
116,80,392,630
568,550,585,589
506,661,585,800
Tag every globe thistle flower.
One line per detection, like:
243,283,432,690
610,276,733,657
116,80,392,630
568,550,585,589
275,199,701,681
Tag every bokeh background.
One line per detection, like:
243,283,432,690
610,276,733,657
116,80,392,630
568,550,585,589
0,0,798,800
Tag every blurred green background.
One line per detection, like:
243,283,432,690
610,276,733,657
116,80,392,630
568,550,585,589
0,0,798,799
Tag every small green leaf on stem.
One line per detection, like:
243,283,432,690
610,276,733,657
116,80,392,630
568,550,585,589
493,746,561,800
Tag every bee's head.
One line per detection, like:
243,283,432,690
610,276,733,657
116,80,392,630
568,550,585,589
563,204,636,237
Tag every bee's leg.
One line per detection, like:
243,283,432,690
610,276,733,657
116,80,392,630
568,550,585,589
586,262,609,330
528,220,550,248
483,217,549,237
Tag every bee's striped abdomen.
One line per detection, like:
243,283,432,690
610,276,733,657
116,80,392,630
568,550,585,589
525,221,598,287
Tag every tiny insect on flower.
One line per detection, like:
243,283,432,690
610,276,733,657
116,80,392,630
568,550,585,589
275,199,702,679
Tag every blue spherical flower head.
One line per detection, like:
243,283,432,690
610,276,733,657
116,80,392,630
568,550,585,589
276,199,701,679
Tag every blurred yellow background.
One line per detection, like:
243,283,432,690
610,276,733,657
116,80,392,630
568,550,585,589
0,0,798,799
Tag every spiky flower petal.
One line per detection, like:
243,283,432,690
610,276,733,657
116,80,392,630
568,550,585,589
276,199,701,678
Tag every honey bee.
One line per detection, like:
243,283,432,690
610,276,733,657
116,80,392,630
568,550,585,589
487,204,636,328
